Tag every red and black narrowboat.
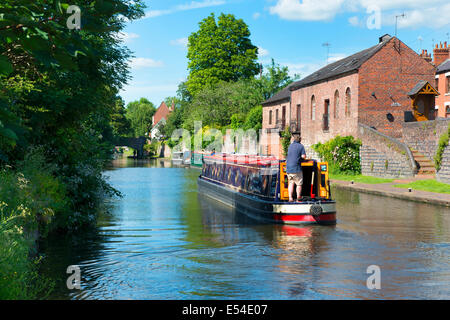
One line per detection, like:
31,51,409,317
197,154,337,225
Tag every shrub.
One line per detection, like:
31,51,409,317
280,127,292,157
435,123,450,171
144,141,160,157
312,136,362,174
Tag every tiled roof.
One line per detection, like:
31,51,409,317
407,80,428,96
437,59,450,74
262,36,393,105
289,36,392,91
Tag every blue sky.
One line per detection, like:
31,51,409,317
119,0,450,106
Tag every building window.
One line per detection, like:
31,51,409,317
447,76,450,93
446,105,450,118
269,110,272,125
311,95,316,120
345,87,351,117
276,109,279,124
435,77,439,92
282,105,286,129
334,90,339,119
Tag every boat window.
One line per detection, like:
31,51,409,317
269,173,277,197
248,168,263,194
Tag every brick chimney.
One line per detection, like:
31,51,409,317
433,42,449,66
420,49,432,63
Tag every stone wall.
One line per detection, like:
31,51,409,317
402,118,450,161
437,145,450,183
358,124,417,178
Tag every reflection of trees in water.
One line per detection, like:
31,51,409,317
38,223,113,299
107,158,173,169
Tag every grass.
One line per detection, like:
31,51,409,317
330,173,394,184
394,179,450,194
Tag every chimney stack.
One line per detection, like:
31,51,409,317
420,49,432,63
433,42,449,66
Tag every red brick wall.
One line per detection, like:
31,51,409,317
290,72,360,147
436,73,450,118
262,100,291,130
358,38,436,138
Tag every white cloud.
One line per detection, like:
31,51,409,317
269,0,346,21
115,32,140,43
253,12,261,19
129,57,164,69
269,0,450,29
170,37,189,48
258,46,269,57
283,62,323,78
395,4,450,29
144,0,226,19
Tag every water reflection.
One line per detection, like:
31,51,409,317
38,160,450,300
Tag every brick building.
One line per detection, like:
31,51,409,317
261,35,436,158
151,101,174,140
434,43,450,117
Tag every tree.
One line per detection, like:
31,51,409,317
184,80,262,131
186,13,259,96
0,0,145,229
257,59,299,101
125,98,156,137
111,97,132,137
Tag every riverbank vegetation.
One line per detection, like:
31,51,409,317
0,0,145,299
330,174,394,184
394,179,450,194
159,13,297,147
313,136,362,174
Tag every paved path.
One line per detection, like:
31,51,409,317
331,179,450,207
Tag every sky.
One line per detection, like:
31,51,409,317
118,0,450,106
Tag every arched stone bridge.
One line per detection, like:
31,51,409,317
116,136,147,158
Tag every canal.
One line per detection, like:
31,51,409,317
39,159,450,299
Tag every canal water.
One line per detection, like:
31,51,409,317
39,159,450,299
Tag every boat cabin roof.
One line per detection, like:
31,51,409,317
203,154,279,167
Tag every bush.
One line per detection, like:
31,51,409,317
0,148,62,299
313,136,362,174
144,141,160,157
435,123,450,171
280,127,292,157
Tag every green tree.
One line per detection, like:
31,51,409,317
186,13,259,96
257,59,298,100
111,97,132,137
126,98,156,137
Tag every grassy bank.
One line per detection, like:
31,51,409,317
330,173,394,184
0,150,67,299
394,179,450,194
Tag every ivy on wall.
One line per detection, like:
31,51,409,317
435,123,450,171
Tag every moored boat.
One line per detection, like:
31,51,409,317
197,154,336,225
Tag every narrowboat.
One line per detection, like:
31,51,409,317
191,152,205,168
172,151,191,165
197,154,336,225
